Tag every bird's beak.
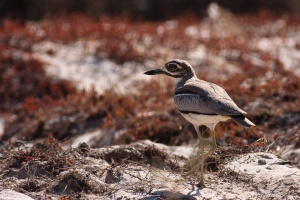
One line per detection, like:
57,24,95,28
144,69,164,75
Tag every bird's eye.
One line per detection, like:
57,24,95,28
168,63,178,71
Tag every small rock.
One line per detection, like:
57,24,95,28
266,166,272,170
284,179,295,186
258,159,267,165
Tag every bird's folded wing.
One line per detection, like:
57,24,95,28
174,84,246,116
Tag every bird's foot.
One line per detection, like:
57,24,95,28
182,158,206,187
182,164,206,188
196,179,206,188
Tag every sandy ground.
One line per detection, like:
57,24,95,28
0,140,299,199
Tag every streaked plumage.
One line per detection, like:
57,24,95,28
174,77,254,128
144,59,255,187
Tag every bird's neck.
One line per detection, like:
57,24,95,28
173,77,183,84
174,74,196,86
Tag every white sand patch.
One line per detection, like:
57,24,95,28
32,41,149,94
0,190,34,200
226,152,300,182
252,36,300,76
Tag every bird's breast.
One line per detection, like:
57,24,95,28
179,112,230,127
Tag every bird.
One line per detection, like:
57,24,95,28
144,59,255,187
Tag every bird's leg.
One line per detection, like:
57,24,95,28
194,128,217,187
203,128,217,161
197,127,206,187
195,128,217,187
183,125,206,187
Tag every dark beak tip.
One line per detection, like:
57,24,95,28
144,70,158,75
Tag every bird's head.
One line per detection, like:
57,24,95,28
144,59,196,79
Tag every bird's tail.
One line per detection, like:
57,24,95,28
231,115,255,128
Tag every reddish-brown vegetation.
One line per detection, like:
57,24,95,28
0,13,299,150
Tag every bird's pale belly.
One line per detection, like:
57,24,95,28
180,112,230,127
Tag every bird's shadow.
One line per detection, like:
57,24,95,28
187,182,202,197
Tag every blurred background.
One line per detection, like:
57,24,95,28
0,0,299,166
1,0,300,20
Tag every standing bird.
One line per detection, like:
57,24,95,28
144,59,255,187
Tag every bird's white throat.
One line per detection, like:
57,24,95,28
173,77,183,84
